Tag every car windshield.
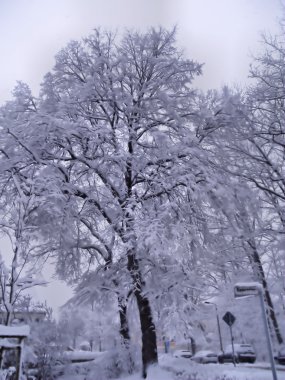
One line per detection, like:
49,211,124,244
224,344,254,353
194,351,213,357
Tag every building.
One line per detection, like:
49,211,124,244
0,308,46,325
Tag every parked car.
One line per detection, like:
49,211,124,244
191,350,218,364
274,346,285,365
173,349,192,359
218,343,256,364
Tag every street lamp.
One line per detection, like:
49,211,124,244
234,282,278,380
204,301,224,353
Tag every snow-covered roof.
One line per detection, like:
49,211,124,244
0,324,30,337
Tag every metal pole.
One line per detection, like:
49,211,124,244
214,305,224,353
229,325,236,367
205,302,224,353
258,289,278,380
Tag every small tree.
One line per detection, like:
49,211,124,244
58,307,85,349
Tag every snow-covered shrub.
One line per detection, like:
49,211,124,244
84,345,139,379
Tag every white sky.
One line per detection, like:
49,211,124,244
0,0,282,313
0,0,282,104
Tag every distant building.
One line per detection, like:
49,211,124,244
0,308,46,325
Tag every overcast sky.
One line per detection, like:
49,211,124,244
0,0,282,105
0,0,282,314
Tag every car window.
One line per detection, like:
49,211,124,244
224,344,254,353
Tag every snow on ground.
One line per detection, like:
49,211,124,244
114,354,285,380
57,353,285,380
114,365,175,380
160,354,285,380
113,365,285,380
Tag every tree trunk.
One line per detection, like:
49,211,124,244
247,239,283,344
118,298,131,344
118,297,135,374
127,253,158,378
125,135,157,377
98,336,102,352
190,337,196,355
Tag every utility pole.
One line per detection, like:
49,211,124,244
204,301,224,353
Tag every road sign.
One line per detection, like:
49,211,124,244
222,311,236,327
234,283,261,298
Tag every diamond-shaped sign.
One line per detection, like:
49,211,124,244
222,311,236,327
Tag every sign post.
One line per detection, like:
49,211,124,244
222,311,236,366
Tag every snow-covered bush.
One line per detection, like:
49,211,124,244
82,346,139,379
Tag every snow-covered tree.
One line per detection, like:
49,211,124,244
2,20,284,377
0,99,46,325
58,306,85,349
21,27,204,376
194,78,285,345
